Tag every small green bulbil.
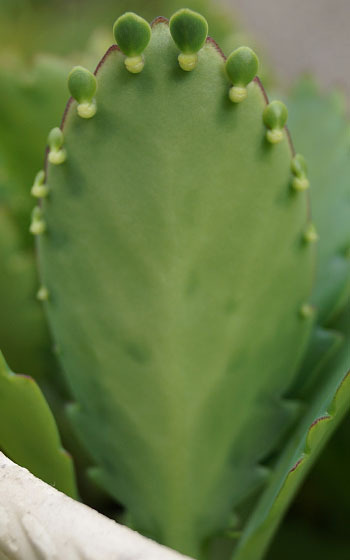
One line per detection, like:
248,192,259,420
68,66,97,118
31,169,49,199
29,206,46,235
291,153,310,191
47,126,66,165
113,12,151,73
226,46,259,102
263,100,288,144
303,223,319,244
170,8,208,70
299,302,315,319
37,285,50,301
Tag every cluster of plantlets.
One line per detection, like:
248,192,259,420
0,5,349,560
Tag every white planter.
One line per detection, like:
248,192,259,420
0,452,191,560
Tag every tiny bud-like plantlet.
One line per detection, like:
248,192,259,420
225,46,259,103
113,12,151,73
263,100,288,144
31,170,49,198
48,127,66,165
37,286,49,301
304,223,319,244
299,303,315,319
291,153,310,191
169,8,208,71
68,66,97,118
29,206,46,235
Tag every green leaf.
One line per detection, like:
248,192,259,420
289,325,343,398
287,78,350,322
231,306,350,560
226,47,259,88
237,78,350,559
169,8,208,54
0,351,78,499
0,55,70,377
113,12,152,57
0,206,50,380
38,18,313,556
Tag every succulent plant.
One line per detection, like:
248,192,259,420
0,7,349,560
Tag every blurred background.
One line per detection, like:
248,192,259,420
0,0,349,558
223,0,350,90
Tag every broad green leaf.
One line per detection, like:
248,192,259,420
38,19,313,556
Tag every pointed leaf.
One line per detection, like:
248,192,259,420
0,351,78,499
232,307,350,560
